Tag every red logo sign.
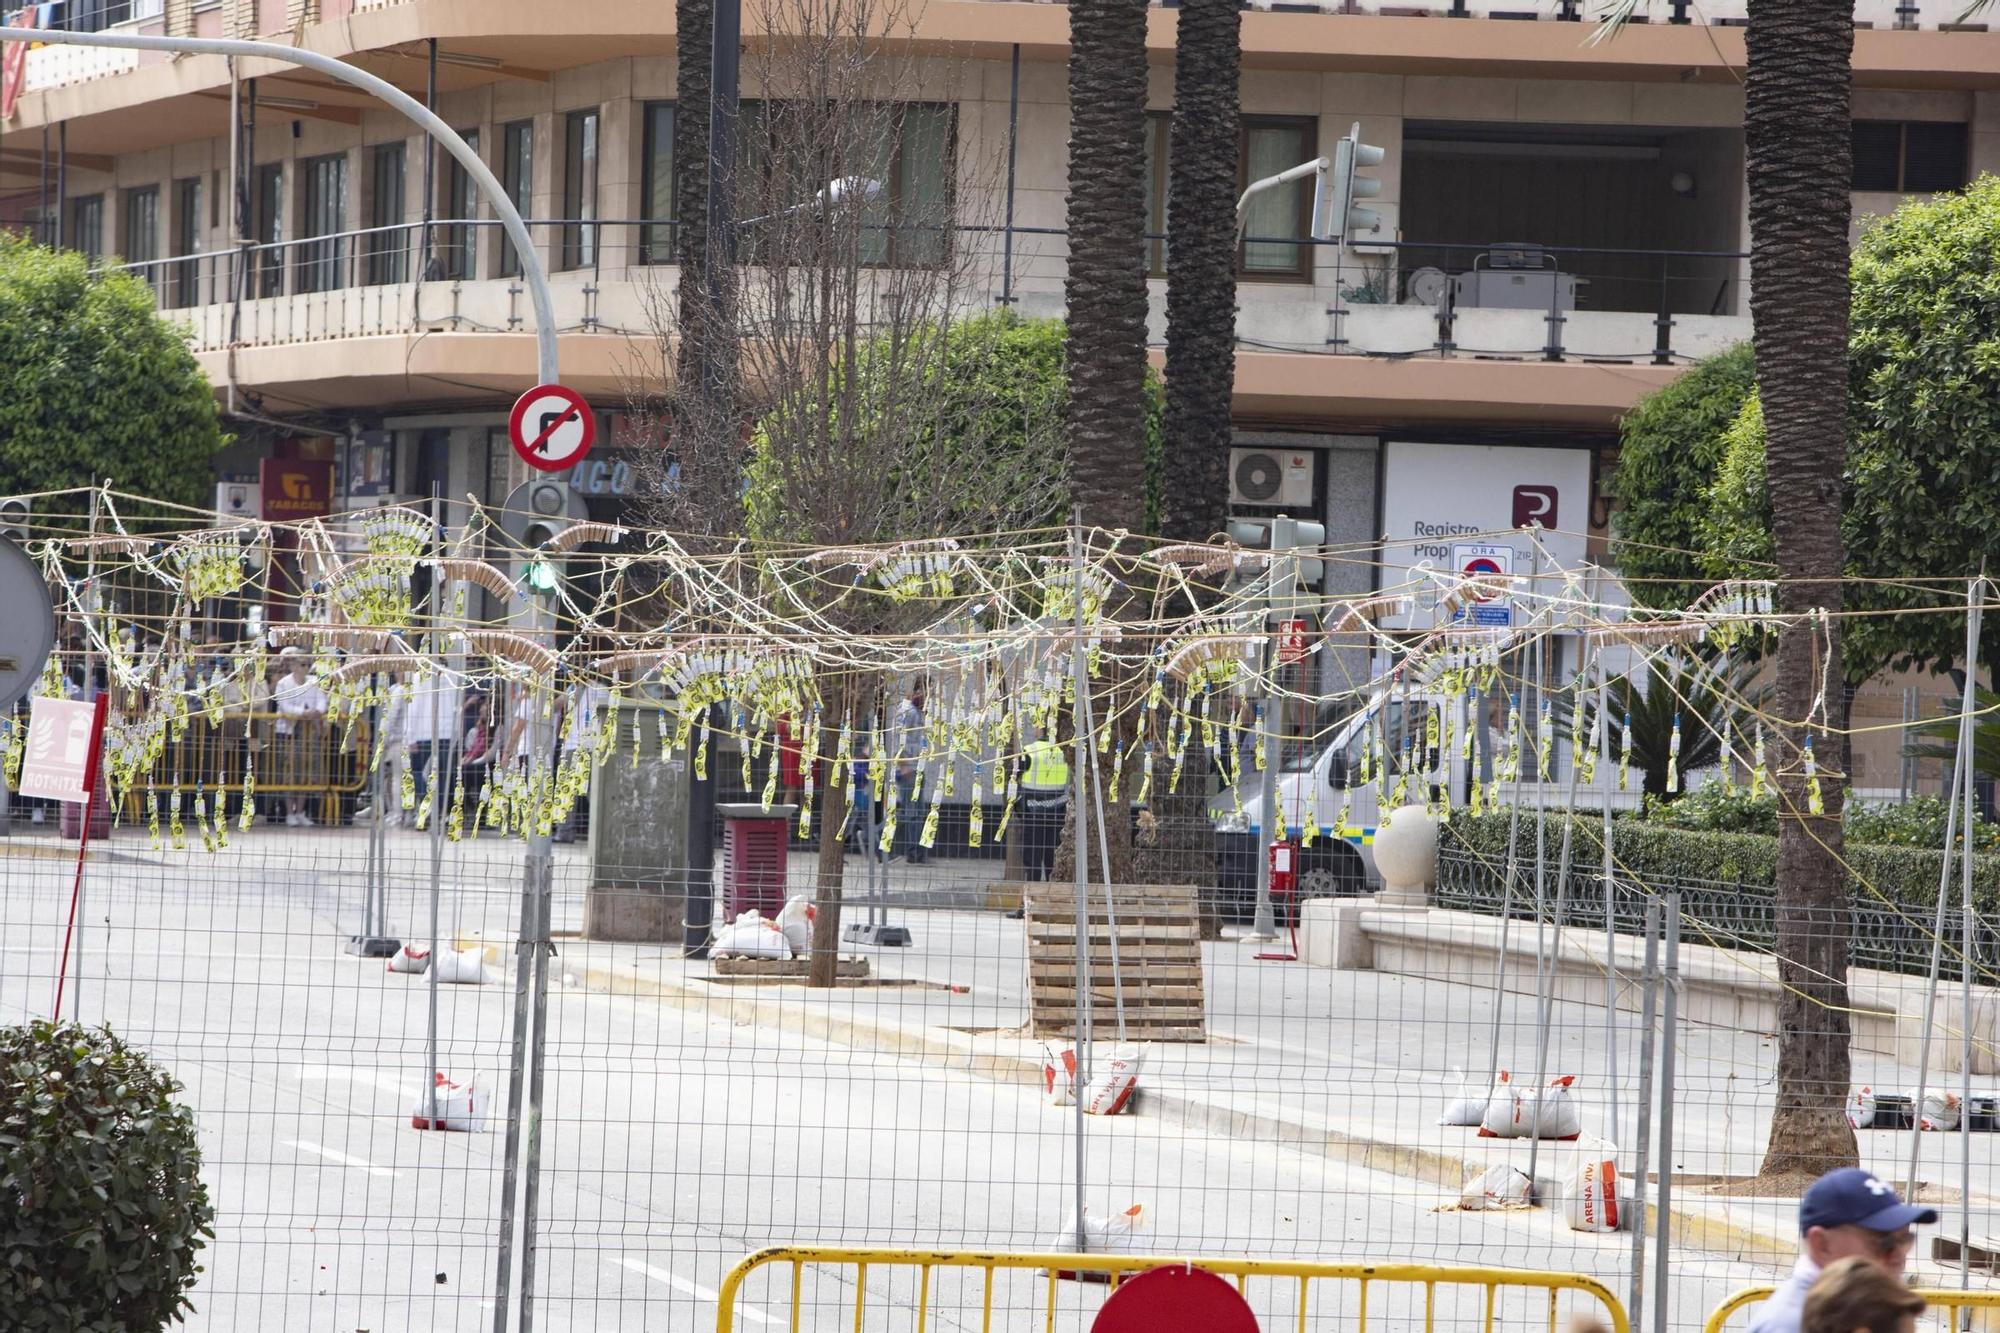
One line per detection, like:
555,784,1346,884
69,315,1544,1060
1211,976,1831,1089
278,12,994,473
1511,485,1558,529
19,696,104,805
259,459,333,520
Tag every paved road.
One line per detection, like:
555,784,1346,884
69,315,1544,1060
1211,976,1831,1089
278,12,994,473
0,828,1883,1330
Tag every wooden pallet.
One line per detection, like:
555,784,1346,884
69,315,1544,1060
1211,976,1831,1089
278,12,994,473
1024,883,1206,1042
712,956,871,979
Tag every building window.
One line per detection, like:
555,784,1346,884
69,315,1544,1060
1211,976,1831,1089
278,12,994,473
171,176,203,309
62,0,135,32
67,193,103,263
435,127,480,281
298,152,348,294
122,184,159,291
365,141,407,285
1141,111,1169,277
1239,117,1315,280
738,101,956,268
640,101,675,265
500,119,534,278
1852,120,1968,194
252,163,284,297
561,107,600,270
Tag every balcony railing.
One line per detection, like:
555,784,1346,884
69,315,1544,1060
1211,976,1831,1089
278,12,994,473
92,216,1751,367
1228,0,1960,28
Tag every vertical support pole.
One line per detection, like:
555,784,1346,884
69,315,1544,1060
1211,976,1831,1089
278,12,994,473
1068,518,1092,1252
1652,257,1674,366
1652,893,1681,1333
1600,667,1618,1135
1958,579,1982,1299
1628,901,1661,1333
424,495,447,1130
55,120,65,250
1001,43,1020,307
1481,685,1527,1091
1525,652,1581,1194
684,700,716,955
1905,580,1976,1199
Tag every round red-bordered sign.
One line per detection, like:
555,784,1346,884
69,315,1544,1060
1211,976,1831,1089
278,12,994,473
508,384,597,473
1462,555,1504,602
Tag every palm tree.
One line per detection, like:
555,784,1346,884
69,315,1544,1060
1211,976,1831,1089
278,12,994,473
1063,0,1151,536
1600,655,1768,800
1598,0,1858,1176
1159,0,1239,546
1742,0,1860,1180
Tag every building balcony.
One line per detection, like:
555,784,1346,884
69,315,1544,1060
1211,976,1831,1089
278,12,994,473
95,217,1747,427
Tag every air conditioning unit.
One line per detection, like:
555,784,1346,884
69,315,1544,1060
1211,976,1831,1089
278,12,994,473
214,481,260,524
1229,448,1317,509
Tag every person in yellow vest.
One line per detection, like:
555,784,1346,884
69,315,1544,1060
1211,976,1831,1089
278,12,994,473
1020,726,1069,883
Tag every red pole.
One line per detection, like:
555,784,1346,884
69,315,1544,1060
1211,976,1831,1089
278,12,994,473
51,693,109,1024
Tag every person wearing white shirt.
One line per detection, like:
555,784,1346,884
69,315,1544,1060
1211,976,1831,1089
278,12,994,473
272,648,329,827
402,671,464,820
1748,1169,1936,1333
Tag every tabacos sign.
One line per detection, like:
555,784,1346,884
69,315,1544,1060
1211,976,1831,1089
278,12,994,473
259,460,333,520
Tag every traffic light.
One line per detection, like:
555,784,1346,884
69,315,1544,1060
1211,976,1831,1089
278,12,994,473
1269,516,1327,601
0,495,29,545
1322,121,1385,244
495,478,588,591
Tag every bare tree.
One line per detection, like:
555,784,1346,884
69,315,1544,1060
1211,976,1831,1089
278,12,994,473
630,0,1065,983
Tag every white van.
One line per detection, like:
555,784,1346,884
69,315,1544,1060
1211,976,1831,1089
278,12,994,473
1210,688,1471,896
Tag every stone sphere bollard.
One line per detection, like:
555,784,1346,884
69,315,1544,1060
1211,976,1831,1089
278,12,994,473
1372,804,1437,908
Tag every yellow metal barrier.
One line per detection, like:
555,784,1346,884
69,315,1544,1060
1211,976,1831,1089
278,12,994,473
1707,1285,2000,1333
118,710,371,825
713,1248,1631,1333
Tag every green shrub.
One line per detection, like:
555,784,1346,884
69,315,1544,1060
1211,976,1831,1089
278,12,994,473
1644,783,1780,836
1443,811,2000,915
1843,794,2000,853
0,1021,213,1331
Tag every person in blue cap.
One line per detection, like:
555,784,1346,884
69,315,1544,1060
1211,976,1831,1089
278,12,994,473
1749,1169,1938,1333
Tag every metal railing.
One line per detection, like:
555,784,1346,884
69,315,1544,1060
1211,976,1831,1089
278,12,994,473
1434,841,2000,980
115,709,372,827
1706,1287,2000,1333
713,1249,1633,1333
88,215,1753,364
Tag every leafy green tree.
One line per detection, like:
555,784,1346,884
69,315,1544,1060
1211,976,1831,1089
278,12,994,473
0,1021,214,1330
1608,342,1757,610
1698,177,2000,681
743,310,1163,545
0,237,224,521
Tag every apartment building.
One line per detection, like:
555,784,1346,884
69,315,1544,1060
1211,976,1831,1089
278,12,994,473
2,0,1993,788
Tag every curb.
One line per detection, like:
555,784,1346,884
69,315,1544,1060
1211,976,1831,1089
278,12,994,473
570,960,1794,1262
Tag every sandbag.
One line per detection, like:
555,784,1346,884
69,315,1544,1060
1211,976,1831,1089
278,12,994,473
1439,1067,1492,1127
435,946,489,984
1919,1090,1961,1132
775,896,816,956
1042,1040,1078,1107
1476,1070,1517,1137
1081,1044,1145,1117
411,1071,488,1132
1459,1164,1532,1210
711,911,792,959
386,945,430,975
1482,1073,1582,1140
1563,1135,1622,1233
1847,1085,1880,1129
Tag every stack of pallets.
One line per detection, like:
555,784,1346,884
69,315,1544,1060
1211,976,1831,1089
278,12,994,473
1023,883,1206,1043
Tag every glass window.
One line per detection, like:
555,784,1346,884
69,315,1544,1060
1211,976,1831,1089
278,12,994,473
1141,111,1169,277
67,193,103,263
640,101,675,265
252,163,284,297
122,185,159,291
500,119,534,278
1239,117,1314,280
1851,120,1968,194
171,176,203,309
365,141,407,285
561,108,600,270
738,100,955,269
436,127,480,281
298,152,348,295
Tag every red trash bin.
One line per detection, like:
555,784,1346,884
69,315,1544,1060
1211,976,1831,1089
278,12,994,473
718,802,796,917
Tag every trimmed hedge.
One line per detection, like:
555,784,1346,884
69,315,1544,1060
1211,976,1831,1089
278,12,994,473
1442,812,2000,916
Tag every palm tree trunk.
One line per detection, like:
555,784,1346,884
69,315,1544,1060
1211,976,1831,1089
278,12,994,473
1064,0,1151,535
674,0,713,383
1160,0,1239,546
1746,0,1859,1177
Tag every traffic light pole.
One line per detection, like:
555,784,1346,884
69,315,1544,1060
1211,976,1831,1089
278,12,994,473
0,28,559,389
